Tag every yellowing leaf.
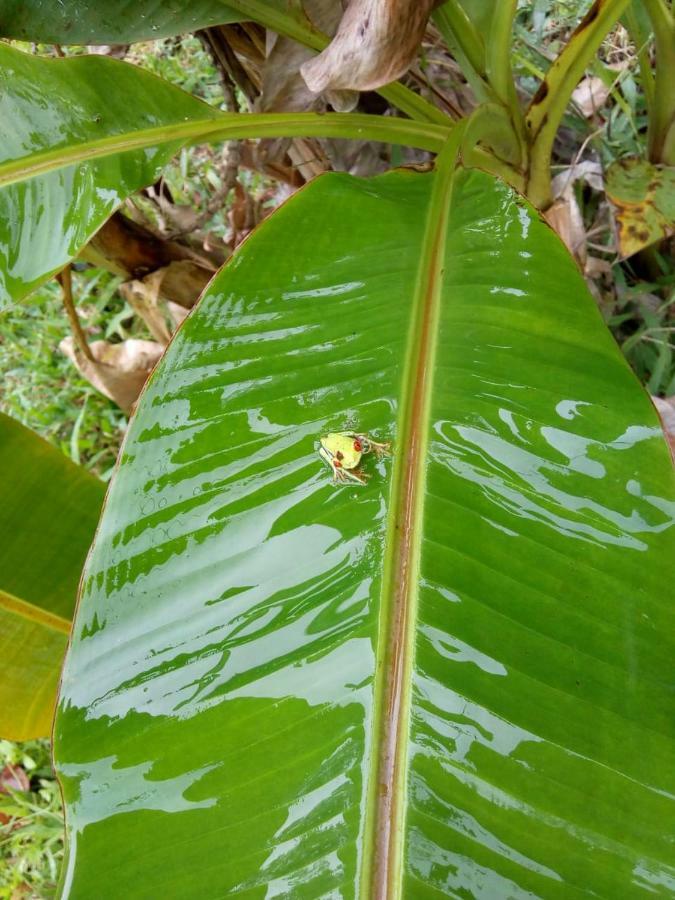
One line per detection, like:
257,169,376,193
606,157,675,257
0,415,104,739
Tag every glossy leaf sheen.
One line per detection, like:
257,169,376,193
0,414,104,739
0,0,240,43
55,167,675,897
0,44,220,305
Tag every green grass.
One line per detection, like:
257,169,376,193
0,272,131,480
0,741,64,899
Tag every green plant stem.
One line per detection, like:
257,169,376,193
435,2,525,174
623,6,655,114
525,0,632,208
221,0,450,126
644,0,675,163
433,2,488,94
377,83,449,126
57,266,94,363
486,0,525,166
0,113,452,190
486,0,518,107
461,104,524,189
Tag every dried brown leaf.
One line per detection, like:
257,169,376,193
117,259,212,343
261,0,353,112
60,337,163,413
548,161,605,266
545,197,587,266
85,212,217,306
159,260,214,309
120,272,172,346
167,301,190,329
652,395,675,463
301,0,435,93
571,75,611,118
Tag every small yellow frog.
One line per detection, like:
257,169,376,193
318,431,390,485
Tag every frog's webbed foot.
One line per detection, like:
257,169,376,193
369,439,391,459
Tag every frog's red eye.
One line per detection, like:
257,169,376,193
353,440,362,452
334,459,342,468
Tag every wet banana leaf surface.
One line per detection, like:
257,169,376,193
54,166,675,898
0,0,239,43
0,43,221,305
0,0,318,46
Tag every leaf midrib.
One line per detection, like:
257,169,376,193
364,132,464,899
0,113,448,190
0,588,71,634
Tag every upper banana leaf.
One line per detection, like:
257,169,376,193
0,43,222,306
0,0,240,43
54,163,675,897
0,414,104,739
0,43,447,308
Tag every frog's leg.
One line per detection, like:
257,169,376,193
333,463,369,485
344,466,369,485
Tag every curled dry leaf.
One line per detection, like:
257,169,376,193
258,1,355,175
545,197,587,266
120,271,172,347
301,0,436,93
117,259,211,345
158,260,214,310
60,337,163,413
261,0,356,112
85,212,217,308
547,161,604,266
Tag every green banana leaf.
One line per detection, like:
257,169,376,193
0,414,105,740
54,163,675,897
0,42,222,306
0,0,239,43
0,43,448,308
